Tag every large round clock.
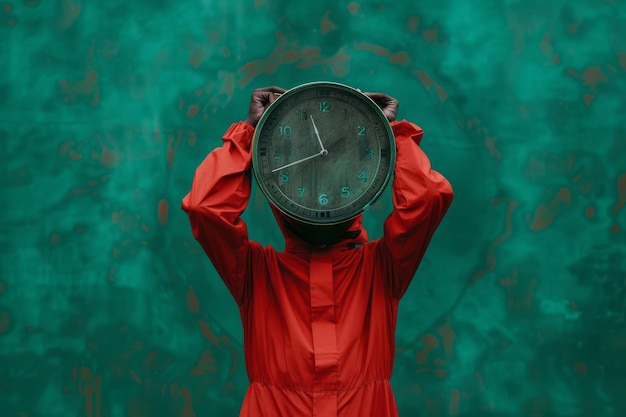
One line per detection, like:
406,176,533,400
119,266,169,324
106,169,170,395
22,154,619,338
252,81,396,232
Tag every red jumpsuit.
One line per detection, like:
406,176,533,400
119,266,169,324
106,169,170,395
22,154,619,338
182,120,454,417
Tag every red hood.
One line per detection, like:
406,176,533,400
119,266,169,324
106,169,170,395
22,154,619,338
270,205,369,252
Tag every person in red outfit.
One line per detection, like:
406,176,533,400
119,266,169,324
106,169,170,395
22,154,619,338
182,86,454,417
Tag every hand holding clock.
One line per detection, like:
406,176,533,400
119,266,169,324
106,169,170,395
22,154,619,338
245,86,287,127
364,92,399,122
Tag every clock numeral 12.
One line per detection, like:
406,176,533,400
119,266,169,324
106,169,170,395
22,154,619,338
319,102,330,112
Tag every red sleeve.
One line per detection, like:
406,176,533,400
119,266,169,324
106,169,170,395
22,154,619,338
181,121,256,304
376,120,454,299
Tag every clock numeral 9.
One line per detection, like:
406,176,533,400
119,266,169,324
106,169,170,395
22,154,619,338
341,186,350,198
319,102,330,112
318,193,329,205
278,125,292,137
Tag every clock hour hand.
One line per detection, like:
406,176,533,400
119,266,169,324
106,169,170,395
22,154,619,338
309,115,326,151
271,149,328,172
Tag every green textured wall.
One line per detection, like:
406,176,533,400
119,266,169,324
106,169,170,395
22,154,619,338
1,0,625,416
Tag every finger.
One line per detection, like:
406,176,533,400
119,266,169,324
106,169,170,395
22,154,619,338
367,96,394,113
256,86,287,96
268,91,280,105
364,93,387,106
255,87,286,105
364,92,387,99
365,92,396,104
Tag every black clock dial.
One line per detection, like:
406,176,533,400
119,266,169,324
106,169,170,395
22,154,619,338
252,82,395,225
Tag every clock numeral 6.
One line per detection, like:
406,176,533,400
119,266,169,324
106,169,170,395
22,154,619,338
318,193,329,205
341,187,350,198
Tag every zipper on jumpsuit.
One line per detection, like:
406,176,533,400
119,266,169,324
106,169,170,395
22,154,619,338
309,248,339,417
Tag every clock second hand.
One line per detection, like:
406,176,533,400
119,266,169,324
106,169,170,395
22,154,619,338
271,149,328,173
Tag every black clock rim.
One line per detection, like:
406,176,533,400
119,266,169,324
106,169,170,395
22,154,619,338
251,81,396,226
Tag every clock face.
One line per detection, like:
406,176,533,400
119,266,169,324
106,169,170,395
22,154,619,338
252,82,396,225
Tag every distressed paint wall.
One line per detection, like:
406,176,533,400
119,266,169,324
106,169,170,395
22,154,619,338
1,0,625,416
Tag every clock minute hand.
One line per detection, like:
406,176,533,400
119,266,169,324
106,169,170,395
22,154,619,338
271,149,328,173
309,115,326,151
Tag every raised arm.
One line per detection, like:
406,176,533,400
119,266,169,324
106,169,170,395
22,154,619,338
379,120,454,299
364,93,453,299
181,87,285,303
